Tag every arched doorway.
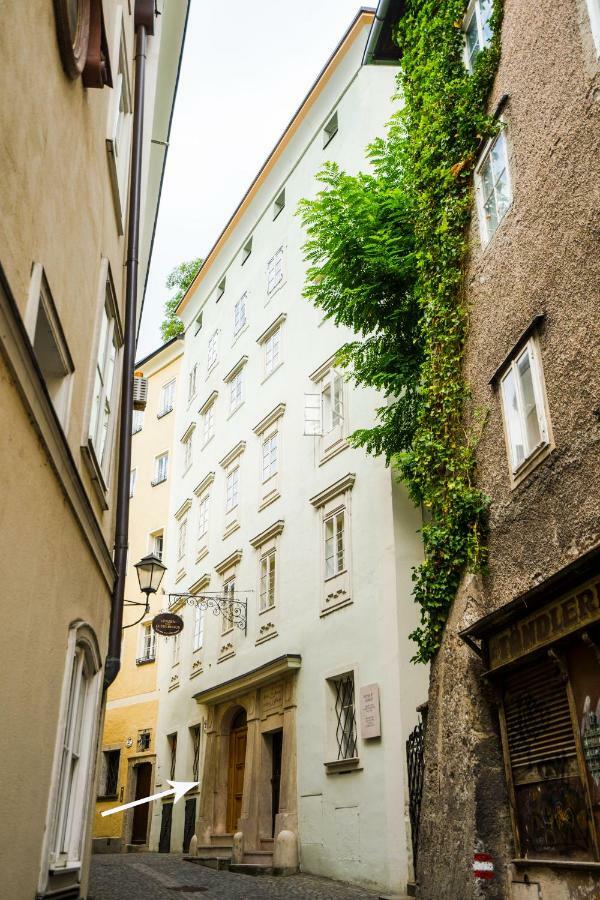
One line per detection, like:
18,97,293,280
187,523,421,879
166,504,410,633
226,708,247,832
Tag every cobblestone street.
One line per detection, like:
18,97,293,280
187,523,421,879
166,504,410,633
89,854,382,900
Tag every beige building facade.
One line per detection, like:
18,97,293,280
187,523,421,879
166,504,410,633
0,3,188,898
93,338,183,852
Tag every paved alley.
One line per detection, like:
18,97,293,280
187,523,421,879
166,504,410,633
89,853,382,900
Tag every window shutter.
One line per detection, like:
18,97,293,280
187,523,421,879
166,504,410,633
304,393,322,435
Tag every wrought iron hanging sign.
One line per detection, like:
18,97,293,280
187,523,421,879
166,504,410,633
168,591,248,633
152,612,184,636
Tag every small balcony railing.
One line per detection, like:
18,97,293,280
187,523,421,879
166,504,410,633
136,654,156,666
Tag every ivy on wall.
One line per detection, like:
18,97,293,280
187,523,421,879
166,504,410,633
299,0,503,662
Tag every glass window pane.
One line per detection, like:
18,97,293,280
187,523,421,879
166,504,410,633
465,11,480,63
517,348,542,453
501,367,525,469
325,518,334,578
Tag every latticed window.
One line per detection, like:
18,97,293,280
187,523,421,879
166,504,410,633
203,402,215,444
137,729,151,752
226,467,240,512
188,363,198,401
476,130,511,243
260,551,276,611
99,749,120,797
177,519,187,561
325,509,345,579
198,495,209,539
322,370,344,433
191,725,201,782
183,432,193,470
267,246,284,295
234,293,247,335
193,604,204,651
222,578,236,634
159,379,176,416
207,332,218,370
229,370,243,412
140,622,156,661
332,673,358,760
153,452,168,485
265,328,280,374
262,432,278,482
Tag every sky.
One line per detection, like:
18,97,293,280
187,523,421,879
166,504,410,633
137,0,371,359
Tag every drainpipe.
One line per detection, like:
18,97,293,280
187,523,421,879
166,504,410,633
362,0,392,65
104,2,155,690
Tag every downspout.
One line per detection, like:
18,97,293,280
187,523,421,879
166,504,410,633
362,0,392,65
104,3,154,690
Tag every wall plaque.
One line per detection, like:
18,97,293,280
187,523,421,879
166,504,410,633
359,683,381,739
152,612,184,636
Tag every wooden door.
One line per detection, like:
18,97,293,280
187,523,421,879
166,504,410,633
158,802,173,853
226,712,247,832
131,762,152,845
270,730,283,837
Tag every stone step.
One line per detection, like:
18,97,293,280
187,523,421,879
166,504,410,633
194,845,232,856
184,855,231,872
209,833,235,847
125,844,148,853
229,863,273,877
242,850,273,865
260,838,274,850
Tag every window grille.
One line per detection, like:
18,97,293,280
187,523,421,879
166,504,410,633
139,622,156,662
100,749,120,797
333,674,358,760
137,729,151,752
168,733,177,781
132,409,144,434
152,533,164,561
191,725,201,782
229,371,243,411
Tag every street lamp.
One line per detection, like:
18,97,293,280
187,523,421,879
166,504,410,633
134,553,167,596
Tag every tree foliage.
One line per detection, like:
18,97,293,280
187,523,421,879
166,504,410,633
160,257,203,342
299,0,503,662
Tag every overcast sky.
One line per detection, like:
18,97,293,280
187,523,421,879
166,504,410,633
138,0,370,359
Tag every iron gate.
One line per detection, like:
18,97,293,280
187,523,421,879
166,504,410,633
183,797,197,854
406,718,425,871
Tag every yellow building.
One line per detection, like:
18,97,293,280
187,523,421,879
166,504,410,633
93,338,183,851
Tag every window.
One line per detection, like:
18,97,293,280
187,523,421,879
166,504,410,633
229,369,244,413
151,531,164,561
260,550,276,612
325,509,345,579
106,10,133,228
267,247,284,295
262,432,278,482
331,673,358,761
587,0,600,55
168,733,177,780
98,749,120,799
188,363,198,402
137,729,151,752
198,495,209,539
177,519,187,561
265,327,281,375
190,725,201,782
193,604,204,651
222,577,236,634
183,431,193,472
322,370,344,434
226,467,240,513
153,452,168,485
159,379,176,417
216,277,226,302
463,0,493,70
138,622,156,662
172,633,180,666
241,236,253,265
88,274,120,469
234,292,247,336
194,312,203,335
500,338,549,474
48,624,101,870
203,401,215,444
476,130,512,244
132,409,144,434
129,469,136,498
273,188,285,220
207,331,218,371
323,111,338,147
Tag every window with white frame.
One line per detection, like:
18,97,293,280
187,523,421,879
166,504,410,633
229,369,244,413
88,274,120,471
587,0,600,54
463,0,493,70
193,604,204,651
177,519,187,561
325,508,345,579
183,430,193,471
499,338,550,474
267,247,284,295
129,469,136,498
476,130,512,244
202,401,215,444
139,622,156,662
304,369,344,437
188,363,198,402
234,293,247,336
265,327,281,375
329,672,358,761
222,576,236,634
151,531,164,561
262,432,278,482
132,409,144,434
259,550,276,612
241,236,253,265
106,9,132,227
198,494,209,539
153,452,168,485
159,379,176,417
207,331,218,371
48,624,101,871
226,466,240,513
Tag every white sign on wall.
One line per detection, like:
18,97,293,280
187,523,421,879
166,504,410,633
359,683,381,739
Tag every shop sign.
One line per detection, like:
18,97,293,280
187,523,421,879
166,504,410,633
489,576,600,670
152,612,184,636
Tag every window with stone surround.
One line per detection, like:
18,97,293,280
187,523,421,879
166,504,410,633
310,474,355,617
97,749,120,799
475,129,512,244
233,292,247,336
267,246,285,296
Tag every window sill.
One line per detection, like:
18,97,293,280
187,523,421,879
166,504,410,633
190,658,204,679
320,596,353,618
258,490,281,513
324,758,362,775
175,568,186,584
255,626,278,646
319,436,348,467
136,656,156,666
151,477,168,487
206,361,218,379
196,544,209,563
157,406,173,420
261,360,284,384
223,518,240,540
49,861,82,874
201,435,215,450
510,441,554,490
232,322,249,346
227,402,244,420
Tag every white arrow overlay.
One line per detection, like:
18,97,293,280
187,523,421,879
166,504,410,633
101,780,198,817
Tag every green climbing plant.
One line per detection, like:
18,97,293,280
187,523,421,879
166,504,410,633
299,0,503,663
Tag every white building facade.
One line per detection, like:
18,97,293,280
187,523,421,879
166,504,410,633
151,11,428,895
